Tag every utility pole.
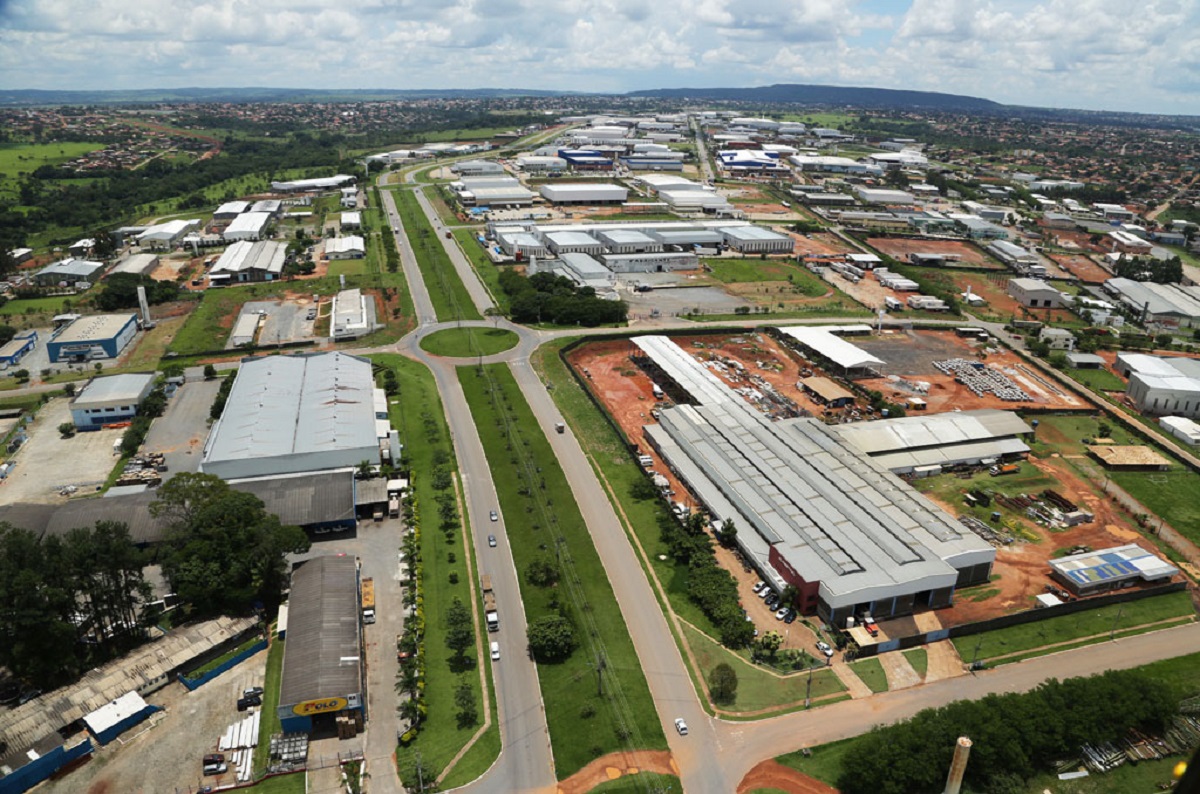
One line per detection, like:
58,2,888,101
1110,604,1124,641
596,651,606,697
805,661,814,709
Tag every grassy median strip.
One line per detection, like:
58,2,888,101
951,590,1195,664
395,188,482,322
254,636,286,773
451,228,510,313
369,354,498,787
458,362,666,778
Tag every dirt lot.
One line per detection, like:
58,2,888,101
737,760,838,794
918,451,1160,627
40,651,269,794
1050,253,1113,284
856,330,1092,412
866,237,1003,269
943,270,1025,316
789,231,856,258
1042,227,1108,254
0,398,125,504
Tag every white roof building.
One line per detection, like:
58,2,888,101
325,236,365,259
137,219,201,249
777,325,884,374
223,212,272,242
210,240,286,282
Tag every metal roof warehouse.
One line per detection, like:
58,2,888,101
831,409,1032,473
278,556,364,734
634,336,994,624
200,352,382,480
777,325,884,376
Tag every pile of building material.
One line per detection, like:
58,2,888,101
114,452,166,487
959,515,1013,547
267,733,308,773
219,710,260,783
934,358,1032,401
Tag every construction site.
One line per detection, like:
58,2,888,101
565,326,1182,639
864,237,1003,269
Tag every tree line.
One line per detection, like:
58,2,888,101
499,269,628,327
0,473,308,690
837,668,1177,794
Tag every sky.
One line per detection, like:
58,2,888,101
1,0,1199,115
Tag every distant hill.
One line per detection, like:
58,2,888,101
626,83,1003,112
0,86,571,106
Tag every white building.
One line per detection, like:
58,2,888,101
538,184,629,204
223,212,272,243
718,226,794,254
1008,278,1066,309
1118,353,1200,418
210,240,286,283
340,212,362,229
1039,327,1076,351
137,219,202,250
326,236,365,260
1160,415,1200,445
330,288,378,340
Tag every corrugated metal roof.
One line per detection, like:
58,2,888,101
212,241,286,275
55,314,137,344
778,326,885,370
279,556,362,708
228,471,357,527
202,352,378,466
831,409,1032,455
73,373,156,408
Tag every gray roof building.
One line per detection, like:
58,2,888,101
831,409,1032,472
278,556,363,719
201,352,381,480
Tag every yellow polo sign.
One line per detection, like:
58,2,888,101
292,697,348,716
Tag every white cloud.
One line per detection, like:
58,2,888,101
0,0,1198,113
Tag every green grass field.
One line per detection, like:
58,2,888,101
679,622,845,712
458,363,666,777
369,354,498,787
419,327,518,358
0,141,103,198
450,228,509,313
247,773,306,793
1064,366,1127,391
395,189,482,322
0,293,89,319
704,258,827,296
849,657,889,694
1112,470,1200,546
589,773,683,793
951,591,1195,664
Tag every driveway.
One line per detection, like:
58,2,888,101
143,378,222,478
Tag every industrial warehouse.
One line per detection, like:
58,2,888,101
200,352,395,480
633,335,996,626
277,555,365,735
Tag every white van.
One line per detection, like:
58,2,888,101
490,641,500,661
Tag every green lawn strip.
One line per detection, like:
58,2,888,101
776,735,861,784
684,306,872,323
0,293,90,318
247,773,306,793
902,648,928,678
704,258,828,296
419,327,518,358
530,339,723,636
327,258,368,276
589,773,683,793
450,228,509,313
1062,366,1126,392
395,189,481,322
988,617,1197,667
457,363,666,777
186,635,263,676
253,636,286,773
368,354,495,784
951,591,1195,663
849,657,889,693
1111,470,1200,546
1022,757,1181,794
424,186,461,226
678,622,844,713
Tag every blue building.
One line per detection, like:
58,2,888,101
0,331,36,369
70,373,156,431
83,692,161,746
48,314,138,364
557,149,613,170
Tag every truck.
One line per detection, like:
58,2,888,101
388,496,400,519
482,574,499,632
554,422,565,434
361,577,376,624
989,463,1020,477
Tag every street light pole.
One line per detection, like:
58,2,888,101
1110,604,1124,641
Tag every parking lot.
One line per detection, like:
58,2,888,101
0,398,124,504
38,651,270,794
230,300,318,349
623,284,750,319
143,378,223,480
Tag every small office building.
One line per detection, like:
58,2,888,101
0,331,37,369
1008,278,1066,309
70,373,157,431
48,314,139,364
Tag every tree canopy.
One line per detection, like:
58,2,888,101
499,269,627,327
94,273,181,312
526,614,577,663
151,473,309,616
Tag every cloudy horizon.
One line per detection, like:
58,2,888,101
1,0,1198,115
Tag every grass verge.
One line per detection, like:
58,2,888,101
902,648,927,678
419,327,518,358
849,657,888,694
589,773,683,793
395,189,482,322
368,354,498,786
950,591,1195,663
450,228,509,313
678,622,844,713
457,362,666,777
254,636,286,773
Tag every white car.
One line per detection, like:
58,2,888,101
490,641,500,661
674,718,688,736
752,580,765,593
816,640,834,658
489,510,498,522
775,607,789,620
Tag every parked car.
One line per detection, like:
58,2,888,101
752,581,765,593
674,718,688,736
242,687,264,699
784,611,798,625
816,641,834,658
202,754,225,766
487,534,497,547
236,695,261,711
775,607,789,621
